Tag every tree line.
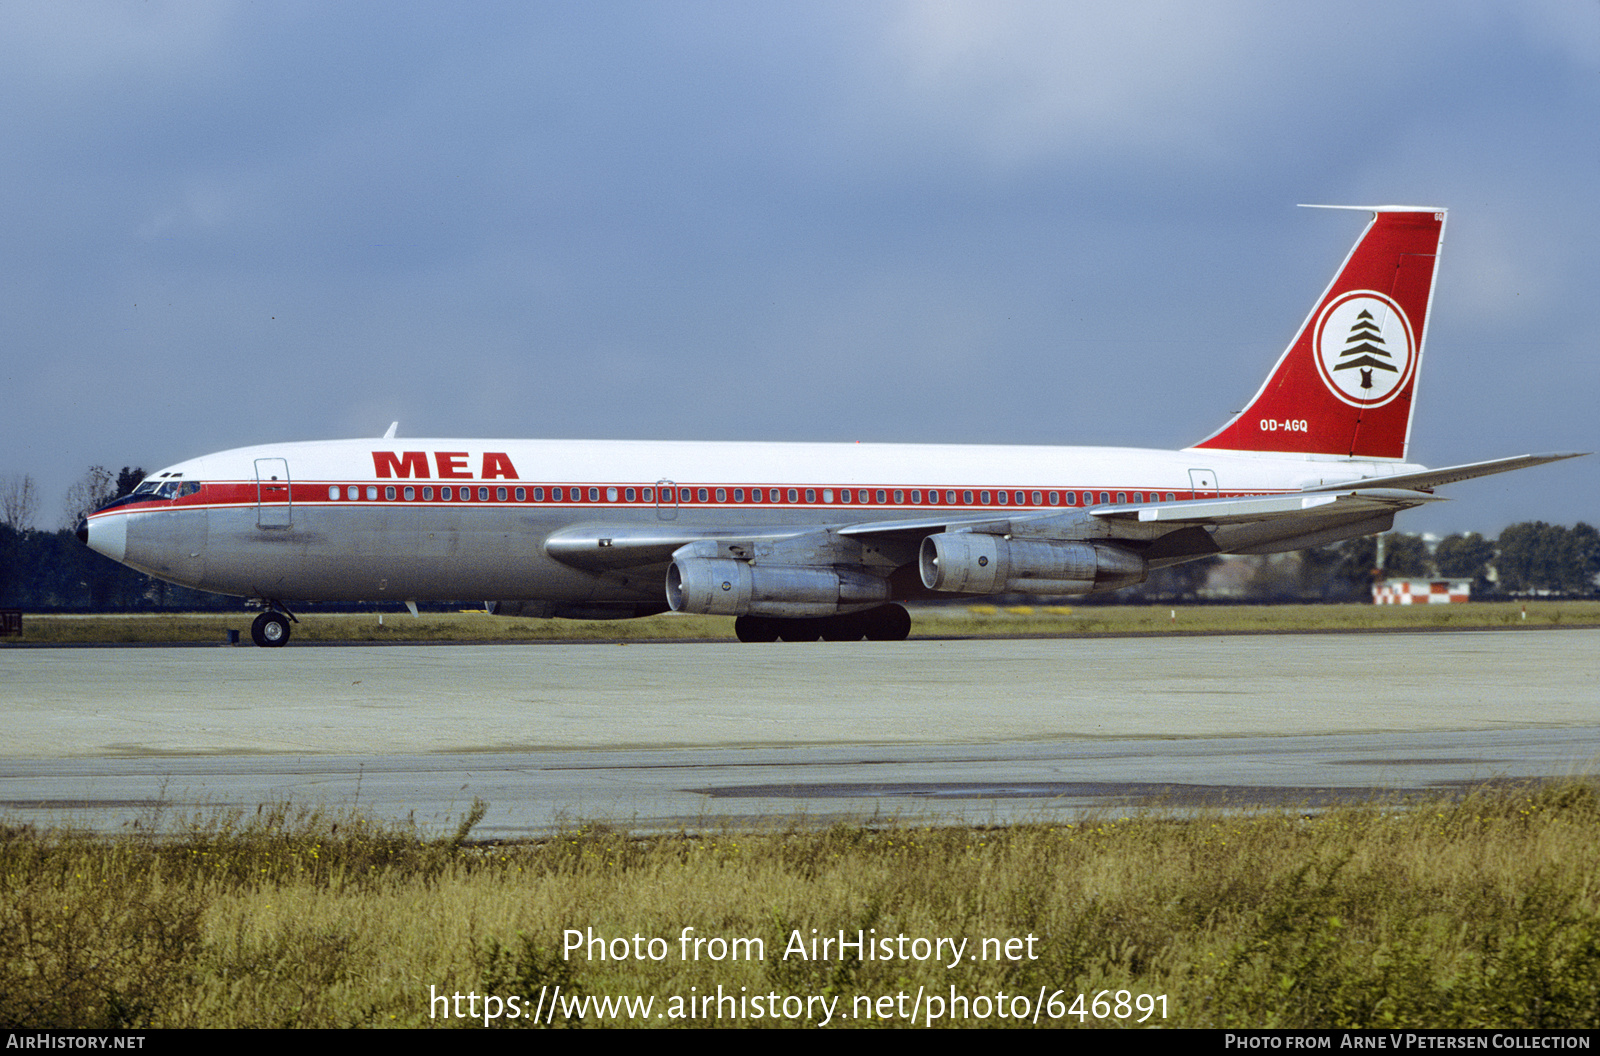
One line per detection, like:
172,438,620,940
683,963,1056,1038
2,466,1596,611
1,466,236,611
1125,522,1600,602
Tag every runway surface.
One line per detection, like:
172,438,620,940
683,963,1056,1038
3,630,1597,835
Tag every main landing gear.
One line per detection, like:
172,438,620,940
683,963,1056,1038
250,605,297,647
734,603,911,643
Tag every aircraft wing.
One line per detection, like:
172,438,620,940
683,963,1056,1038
545,454,1584,576
545,514,1023,571
1089,487,1444,525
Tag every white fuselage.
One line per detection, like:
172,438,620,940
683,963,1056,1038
85,436,1417,606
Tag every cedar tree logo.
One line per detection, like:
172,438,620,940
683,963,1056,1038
1314,290,1416,408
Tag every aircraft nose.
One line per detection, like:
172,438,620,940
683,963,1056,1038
80,514,127,563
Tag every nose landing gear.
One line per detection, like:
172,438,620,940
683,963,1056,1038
250,606,297,647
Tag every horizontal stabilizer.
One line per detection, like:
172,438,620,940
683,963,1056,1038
1299,452,1587,494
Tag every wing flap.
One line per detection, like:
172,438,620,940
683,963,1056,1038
1093,487,1443,526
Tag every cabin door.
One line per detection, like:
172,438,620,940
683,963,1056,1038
655,478,678,521
255,458,293,529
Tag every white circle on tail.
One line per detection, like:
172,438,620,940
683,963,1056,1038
1313,290,1416,408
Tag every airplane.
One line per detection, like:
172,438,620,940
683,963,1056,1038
79,205,1581,647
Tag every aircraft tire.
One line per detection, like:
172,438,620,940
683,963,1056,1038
862,604,911,641
775,621,823,643
734,615,779,643
251,611,292,648
821,613,866,641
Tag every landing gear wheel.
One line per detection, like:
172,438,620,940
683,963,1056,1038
776,621,823,643
734,615,779,643
862,604,911,641
251,611,292,647
821,613,866,641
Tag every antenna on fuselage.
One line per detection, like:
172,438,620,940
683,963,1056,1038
383,421,398,440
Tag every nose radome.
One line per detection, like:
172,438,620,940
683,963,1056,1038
81,515,127,563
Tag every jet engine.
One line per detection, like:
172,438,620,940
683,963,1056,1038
918,533,1147,595
666,557,889,617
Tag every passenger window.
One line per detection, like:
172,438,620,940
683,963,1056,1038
911,490,921,504
442,487,453,500
1099,492,1110,505
963,490,974,504
366,486,378,501
384,486,395,500
1051,491,1062,506
875,490,886,503
787,489,798,503
329,486,340,500
515,487,526,501
423,487,433,500
716,488,726,502
496,487,507,501
348,486,359,500
641,488,652,501
1117,492,1126,503
624,488,635,502
805,489,816,503
946,491,957,504
894,490,904,504
696,488,708,502
751,489,763,502
404,486,415,500
461,488,471,501
822,489,833,503
589,488,600,502
996,491,1008,505
733,489,743,502
840,490,851,504
1032,491,1043,505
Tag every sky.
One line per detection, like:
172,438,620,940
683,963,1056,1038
2,0,1596,537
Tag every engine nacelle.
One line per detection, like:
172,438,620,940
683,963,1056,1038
918,533,1147,595
666,557,889,617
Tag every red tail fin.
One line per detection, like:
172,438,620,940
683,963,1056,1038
1191,206,1446,461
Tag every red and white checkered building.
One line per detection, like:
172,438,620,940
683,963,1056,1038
1372,579,1472,604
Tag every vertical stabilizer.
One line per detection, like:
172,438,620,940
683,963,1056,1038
1191,206,1445,461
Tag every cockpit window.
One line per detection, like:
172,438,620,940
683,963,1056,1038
123,478,200,502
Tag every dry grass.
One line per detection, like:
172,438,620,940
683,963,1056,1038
4,784,1599,1028
7,601,1599,645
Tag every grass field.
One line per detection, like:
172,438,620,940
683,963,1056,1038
4,782,1598,1029
6,601,1600,644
